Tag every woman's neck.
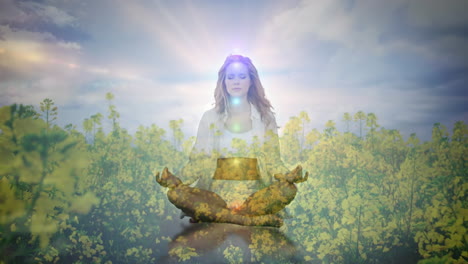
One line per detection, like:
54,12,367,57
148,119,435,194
229,96,250,113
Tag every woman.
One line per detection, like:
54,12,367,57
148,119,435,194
156,55,307,227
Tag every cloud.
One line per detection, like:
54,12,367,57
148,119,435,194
0,0,88,43
19,1,77,27
254,0,468,72
68,0,227,76
53,79,216,141
261,64,467,141
0,0,76,29
0,25,85,104
0,0,466,142
57,41,81,50
407,0,468,29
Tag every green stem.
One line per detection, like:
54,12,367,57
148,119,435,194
26,136,49,225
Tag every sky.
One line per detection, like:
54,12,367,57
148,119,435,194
0,0,467,142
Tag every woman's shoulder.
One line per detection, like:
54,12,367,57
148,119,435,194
199,107,222,125
201,107,219,119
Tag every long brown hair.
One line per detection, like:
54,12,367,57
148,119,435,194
214,55,274,125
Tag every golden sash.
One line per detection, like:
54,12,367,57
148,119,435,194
213,157,260,180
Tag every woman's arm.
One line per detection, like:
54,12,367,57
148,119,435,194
261,114,289,185
179,111,218,188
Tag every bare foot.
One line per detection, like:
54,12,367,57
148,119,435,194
274,165,308,183
155,167,183,188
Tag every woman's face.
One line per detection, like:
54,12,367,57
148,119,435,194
224,62,251,98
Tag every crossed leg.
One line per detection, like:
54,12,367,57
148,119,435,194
156,166,308,227
236,165,308,216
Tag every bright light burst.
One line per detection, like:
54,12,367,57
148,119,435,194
231,97,241,106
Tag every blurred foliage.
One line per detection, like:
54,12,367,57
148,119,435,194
0,96,466,263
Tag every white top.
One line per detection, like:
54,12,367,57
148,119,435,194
180,103,289,192
218,128,255,156
191,103,268,154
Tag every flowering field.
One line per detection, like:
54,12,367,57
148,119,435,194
0,96,466,263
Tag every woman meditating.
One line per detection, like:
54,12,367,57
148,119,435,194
156,54,307,227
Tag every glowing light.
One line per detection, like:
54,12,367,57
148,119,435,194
232,123,241,132
232,48,241,55
22,51,44,63
231,97,241,105
229,201,242,212
231,62,244,70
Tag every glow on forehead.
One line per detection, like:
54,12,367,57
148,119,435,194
226,62,248,76
230,62,244,69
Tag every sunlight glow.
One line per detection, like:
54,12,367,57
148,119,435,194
3,41,46,64
232,48,241,55
68,63,79,69
122,1,220,75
